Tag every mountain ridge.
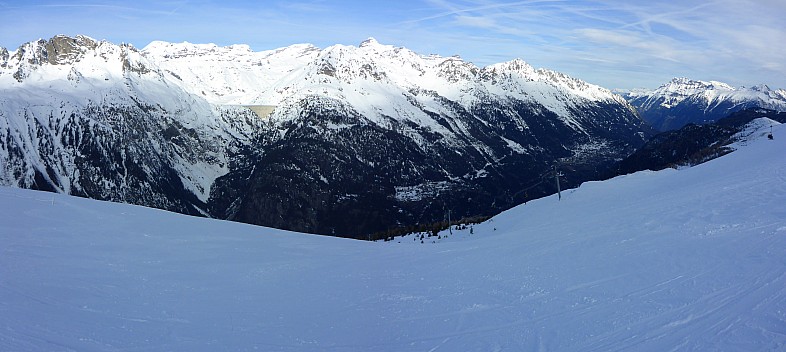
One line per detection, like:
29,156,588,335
623,77,786,131
1,34,650,236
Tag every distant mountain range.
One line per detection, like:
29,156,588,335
0,34,652,237
622,77,786,131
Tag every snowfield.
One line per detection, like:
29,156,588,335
1,122,785,351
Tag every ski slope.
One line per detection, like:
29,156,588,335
1,122,785,351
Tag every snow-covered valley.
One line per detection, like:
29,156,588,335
1,121,784,351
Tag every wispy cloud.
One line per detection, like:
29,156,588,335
1,0,783,89
3,2,187,16
575,28,685,63
278,1,332,13
400,0,786,88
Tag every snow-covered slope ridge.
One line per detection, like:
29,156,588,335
1,121,783,351
0,35,257,207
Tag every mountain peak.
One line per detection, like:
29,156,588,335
751,84,771,93
359,37,380,48
503,58,534,71
667,76,697,85
6,34,101,71
357,37,398,53
485,58,535,75
662,77,735,92
663,77,709,89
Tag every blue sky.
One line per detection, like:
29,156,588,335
1,0,784,89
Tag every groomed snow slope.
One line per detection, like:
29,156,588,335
1,123,785,351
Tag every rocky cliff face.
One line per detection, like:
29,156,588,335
1,35,650,237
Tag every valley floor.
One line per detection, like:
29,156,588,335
1,125,785,351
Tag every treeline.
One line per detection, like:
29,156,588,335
369,215,491,242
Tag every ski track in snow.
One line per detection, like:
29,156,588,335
1,124,786,351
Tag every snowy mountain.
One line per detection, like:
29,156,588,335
0,35,258,216
2,119,784,351
624,77,786,131
1,35,650,237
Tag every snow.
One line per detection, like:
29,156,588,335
140,38,626,139
141,40,321,106
730,117,780,148
2,122,785,351
500,136,528,154
0,38,258,203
